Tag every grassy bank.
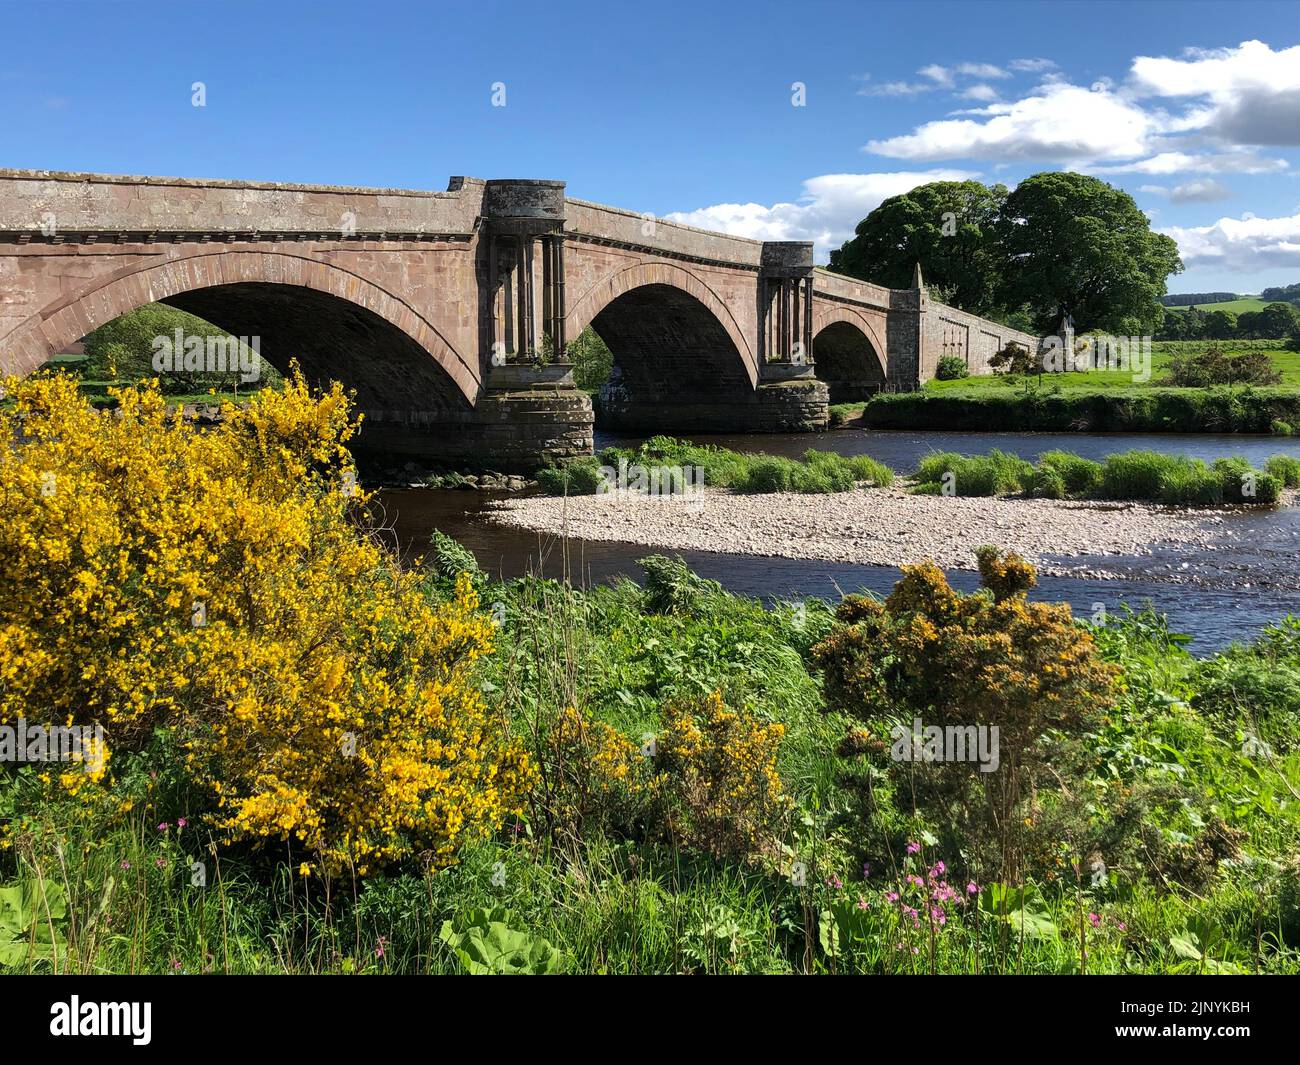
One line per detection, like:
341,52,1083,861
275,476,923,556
852,345,1300,436
537,435,894,495
537,436,1296,508
6,377,1300,976
914,448,1300,505
6,542,1300,974
864,386,1300,434
926,341,1300,394
858,343,1300,434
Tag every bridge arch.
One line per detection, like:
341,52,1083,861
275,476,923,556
5,250,478,410
811,305,887,402
566,261,757,386
564,261,758,431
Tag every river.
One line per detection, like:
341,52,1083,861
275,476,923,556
376,428,1300,653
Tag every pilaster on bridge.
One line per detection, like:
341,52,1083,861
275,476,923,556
758,240,815,366
481,179,568,362
0,168,1040,469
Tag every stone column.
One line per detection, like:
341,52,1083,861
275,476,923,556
760,241,815,366
444,179,593,468
483,179,568,362
755,241,827,431
803,275,814,359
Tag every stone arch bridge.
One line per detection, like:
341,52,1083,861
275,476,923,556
0,170,1036,468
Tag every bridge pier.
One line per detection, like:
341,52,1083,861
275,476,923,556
596,369,828,435
751,241,829,431
353,364,594,472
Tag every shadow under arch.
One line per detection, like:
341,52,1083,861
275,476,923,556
566,262,756,383
581,281,756,432
11,250,477,413
812,319,886,403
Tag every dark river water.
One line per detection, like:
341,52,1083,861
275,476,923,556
376,428,1300,654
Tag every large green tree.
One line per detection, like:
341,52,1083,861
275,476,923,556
1237,302,1300,340
1202,309,1239,340
996,172,1183,335
828,180,1007,315
81,302,279,394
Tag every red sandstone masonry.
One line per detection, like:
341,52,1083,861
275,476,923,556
0,169,1039,402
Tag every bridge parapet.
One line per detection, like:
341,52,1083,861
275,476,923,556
564,199,762,267
923,298,1038,379
0,168,482,240
811,268,896,312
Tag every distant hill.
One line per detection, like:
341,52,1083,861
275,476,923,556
1164,284,1300,312
1160,292,1240,307
1164,297,1268,315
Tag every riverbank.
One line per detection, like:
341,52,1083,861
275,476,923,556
486,483,1293,583
861,385,1300,434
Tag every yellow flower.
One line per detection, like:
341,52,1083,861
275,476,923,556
0,370,530,876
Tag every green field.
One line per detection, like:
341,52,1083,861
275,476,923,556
924,344,1300,396
28,354,262,409
850,344,1300,434
827,346,1300,429
1164,297,1269,315
75,381,254,407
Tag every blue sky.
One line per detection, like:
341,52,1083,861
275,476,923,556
4,0,1300,292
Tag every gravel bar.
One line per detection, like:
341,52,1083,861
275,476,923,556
485,486,1283,581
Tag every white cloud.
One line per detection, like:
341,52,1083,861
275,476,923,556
1089,150,1286,175
859,80,938,97
866,82,1154,163
1170,179,1234,203
859,59,1020,99
1131,40,1300,146
1009,57,1056,73
861,41,1299,173
918,64,954,87
666,169,979,261
1161,209,1300,270
956,62,1011,80
1131,41,1300,97
1138,179,1234,203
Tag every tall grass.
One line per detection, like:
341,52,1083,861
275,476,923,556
911,447,1288,506
537,437,894,496
913,449,1032,496
1266,454,1300,487
1100,450,1283,505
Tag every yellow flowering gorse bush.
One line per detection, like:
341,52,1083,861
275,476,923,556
538,705,647,840
532,694,791,862
0,372,530,874
654,690,791,863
